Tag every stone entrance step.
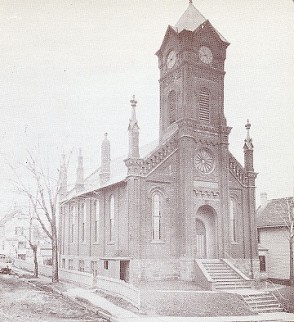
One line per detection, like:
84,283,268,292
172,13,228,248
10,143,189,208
242,293,284,313
200,259,251,290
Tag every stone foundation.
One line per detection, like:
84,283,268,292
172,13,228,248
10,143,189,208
130,258,198,283
131,259,180,283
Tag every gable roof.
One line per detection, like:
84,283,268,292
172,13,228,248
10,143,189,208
256,197,293,228
63,139,159,202
0,209,26,226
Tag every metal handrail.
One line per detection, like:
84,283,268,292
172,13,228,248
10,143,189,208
265,279,289,312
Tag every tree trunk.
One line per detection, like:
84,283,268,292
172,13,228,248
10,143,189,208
33,245,38,278
51,226,59,283
290,236,294,286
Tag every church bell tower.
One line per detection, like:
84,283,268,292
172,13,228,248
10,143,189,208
155,1,235,259
156,0,230,140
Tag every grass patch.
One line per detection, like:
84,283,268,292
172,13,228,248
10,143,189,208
95,290,139,314
274,286,294,313
141,291,255,317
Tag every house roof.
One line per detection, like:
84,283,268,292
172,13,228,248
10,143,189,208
256,197,293,228
0,209,25,226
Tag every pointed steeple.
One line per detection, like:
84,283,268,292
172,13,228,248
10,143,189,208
75,148,84,192
243,119,254,150
175,1,207,33
59,153,67,198
128,95,140,158
100,133,111,185
243,120,254,172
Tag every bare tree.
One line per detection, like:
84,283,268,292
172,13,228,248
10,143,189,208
275,197,294,286
26,214,39,278
11,152,68,283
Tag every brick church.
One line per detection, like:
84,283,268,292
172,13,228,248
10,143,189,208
59,1,259,284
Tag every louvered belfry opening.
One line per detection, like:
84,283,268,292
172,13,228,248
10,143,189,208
199,87,209,123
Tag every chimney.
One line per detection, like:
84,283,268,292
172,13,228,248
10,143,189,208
100,133,110,185
260,192,268,208
75,148,84,192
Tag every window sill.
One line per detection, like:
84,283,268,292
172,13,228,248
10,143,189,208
107,242,115,245
151,240,165,244
92,242,100,245
231,241,239,245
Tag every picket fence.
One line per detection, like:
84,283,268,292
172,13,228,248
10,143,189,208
13,259,140,308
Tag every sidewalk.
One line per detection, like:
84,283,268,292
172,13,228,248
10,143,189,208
12,266,294,322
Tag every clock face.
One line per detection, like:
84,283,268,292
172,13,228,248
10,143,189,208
198,46,213,64
194,148,215,174
166,50,177,68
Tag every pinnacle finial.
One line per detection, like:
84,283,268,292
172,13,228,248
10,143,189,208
245,119,251,139
130,95,137,108
189,0,193,4
245,119,251,131
244,119,253,150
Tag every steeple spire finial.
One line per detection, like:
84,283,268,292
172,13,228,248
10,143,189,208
75,147,84,191
244,119,254,150
189,0,193,4
245,119,251,140
128,95,140,158
100,133,111,185
130,95,137,123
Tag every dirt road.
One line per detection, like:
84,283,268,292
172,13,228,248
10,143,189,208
0,274,107,321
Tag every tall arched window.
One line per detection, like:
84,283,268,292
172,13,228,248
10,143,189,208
71,204,76,243
168,90,177,125
94,200,100,243
81,202,86,242
199,87,209,123
230,199,237,243
109,195,115,242
152,193,161,241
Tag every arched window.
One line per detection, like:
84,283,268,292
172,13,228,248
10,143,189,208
199,87,209,123
230,199,237,243
168,90,177,124
152,193,161,241
109,195,115,242
71,204,76,243
81,202,86,242
94,200,100,242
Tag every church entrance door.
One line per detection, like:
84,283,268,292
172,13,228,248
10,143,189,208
194,205,217,258
195,219,206,258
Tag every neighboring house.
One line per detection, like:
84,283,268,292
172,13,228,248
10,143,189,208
0,210,52,264
257,193,293,283
59,2,259,284
0,210,30,261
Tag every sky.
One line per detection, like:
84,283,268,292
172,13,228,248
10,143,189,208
0,0,293,214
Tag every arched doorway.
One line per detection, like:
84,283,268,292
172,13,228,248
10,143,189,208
194,205,217,259
195,219,206,258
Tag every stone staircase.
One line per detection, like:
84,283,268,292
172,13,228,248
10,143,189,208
201,259,251,290
242,292,284,313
